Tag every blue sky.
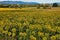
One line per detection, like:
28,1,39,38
0,0,60,3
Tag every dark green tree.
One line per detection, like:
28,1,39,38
53,3,58,7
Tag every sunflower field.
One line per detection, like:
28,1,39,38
0,8,60,40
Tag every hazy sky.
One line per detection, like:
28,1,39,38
0,0,60,3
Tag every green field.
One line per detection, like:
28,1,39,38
0,7,60,40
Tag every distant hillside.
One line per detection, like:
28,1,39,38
0,1,39,4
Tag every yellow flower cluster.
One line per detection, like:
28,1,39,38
2,30,8,35
38,32,44,37
30,35,36,40
8,32,12,36
12,28,16,33
19,32,27,36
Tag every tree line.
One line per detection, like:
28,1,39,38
0,3,60,8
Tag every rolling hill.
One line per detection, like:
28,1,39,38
0,1,39,4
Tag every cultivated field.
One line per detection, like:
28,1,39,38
0,7,60,40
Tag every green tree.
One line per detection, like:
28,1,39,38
53,3,58,7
